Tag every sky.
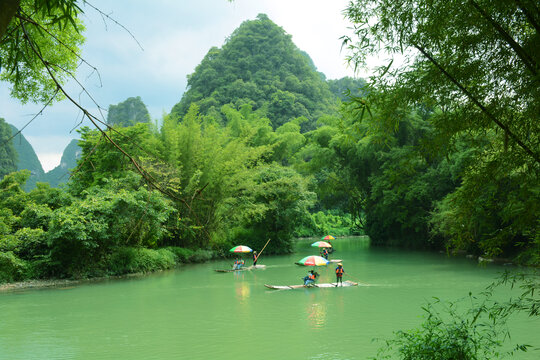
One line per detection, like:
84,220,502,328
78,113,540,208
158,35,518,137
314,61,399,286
1,0,365,172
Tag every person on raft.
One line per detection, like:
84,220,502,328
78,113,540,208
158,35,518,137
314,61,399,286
335,263,345,286
233,259,244,270
321,247,329,260
303,270,318,286
252,251,258,266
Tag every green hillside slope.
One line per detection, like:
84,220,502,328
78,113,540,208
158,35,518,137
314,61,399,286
107,96,151,127
40,139,81,188
9,124,44,177
171,13,338,130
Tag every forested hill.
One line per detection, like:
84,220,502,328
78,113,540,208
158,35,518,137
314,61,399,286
8,124,79,190
8,123,44,190
170,13,338,130
9,124,44,178
40,139,81,188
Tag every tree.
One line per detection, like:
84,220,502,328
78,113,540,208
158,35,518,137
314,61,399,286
0,0,85,104
1,1,159,192
327,76,368,102
343,0,539,261
216,163,316,253
344,0,539,164
69,123,160,194
157,104,276,248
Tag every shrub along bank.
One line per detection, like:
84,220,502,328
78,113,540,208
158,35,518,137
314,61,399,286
0,170,221,283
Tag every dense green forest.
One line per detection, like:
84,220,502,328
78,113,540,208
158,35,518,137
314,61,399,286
170,14,338,131
1,7,538,285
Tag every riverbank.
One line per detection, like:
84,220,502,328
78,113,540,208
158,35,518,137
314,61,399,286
0,246,220,292
0,272,151,292
0,278,80,292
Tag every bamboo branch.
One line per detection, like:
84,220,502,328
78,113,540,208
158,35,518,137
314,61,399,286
413,42,539,164
83,1,144,51
469,0,538,77
0,88,58,147
514,0,540,34
15,11,102,87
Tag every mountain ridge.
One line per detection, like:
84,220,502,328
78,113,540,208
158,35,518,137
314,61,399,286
8,124,80,190
170,13,338,130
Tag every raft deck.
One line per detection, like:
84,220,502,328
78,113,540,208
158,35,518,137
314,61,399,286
214,265,266,273
264,280,357,290
294,259,342,265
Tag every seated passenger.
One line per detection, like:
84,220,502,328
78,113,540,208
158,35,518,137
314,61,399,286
303,270,318,286
232,259,244,270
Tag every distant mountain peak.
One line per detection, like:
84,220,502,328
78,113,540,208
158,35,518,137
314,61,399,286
6,124,81,190
171,14,337,130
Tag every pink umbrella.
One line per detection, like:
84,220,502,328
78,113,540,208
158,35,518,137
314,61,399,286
229,245,253,253
311,241,332,248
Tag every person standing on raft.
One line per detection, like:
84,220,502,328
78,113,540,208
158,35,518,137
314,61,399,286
320,247,329,260
335,263,344,286
252,251,258,266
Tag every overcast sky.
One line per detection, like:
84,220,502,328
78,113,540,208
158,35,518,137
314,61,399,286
1,0,365,171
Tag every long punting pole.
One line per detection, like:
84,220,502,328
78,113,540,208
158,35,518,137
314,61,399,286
255,238,272,261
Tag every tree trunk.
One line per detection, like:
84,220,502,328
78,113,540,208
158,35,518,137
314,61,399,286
0,0,20,41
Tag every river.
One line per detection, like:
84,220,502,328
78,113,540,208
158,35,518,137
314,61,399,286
1,237,538,359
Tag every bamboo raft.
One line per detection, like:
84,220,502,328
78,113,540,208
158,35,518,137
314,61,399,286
264,280,357,290
214,265,267,273
294,259,342,266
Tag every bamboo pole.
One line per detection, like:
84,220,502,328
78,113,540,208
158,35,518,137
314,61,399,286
255,238,271,262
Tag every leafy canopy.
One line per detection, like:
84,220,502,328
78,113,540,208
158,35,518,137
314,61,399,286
0,0,85,104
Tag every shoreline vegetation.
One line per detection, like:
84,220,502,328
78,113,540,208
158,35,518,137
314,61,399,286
0,273,141,292
0,237,325,291
0,246,219,292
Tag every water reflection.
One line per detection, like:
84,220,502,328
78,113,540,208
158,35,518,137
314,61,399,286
234,278,250,303
306,297,327,329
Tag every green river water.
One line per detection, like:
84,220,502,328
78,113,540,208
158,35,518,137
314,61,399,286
1,237,538,359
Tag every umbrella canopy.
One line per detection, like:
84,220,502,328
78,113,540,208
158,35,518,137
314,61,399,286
229,245,253,253
311,241,332,248
296,255,329,266
321,235,335,240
